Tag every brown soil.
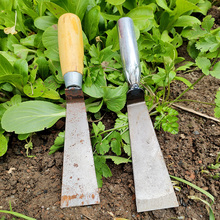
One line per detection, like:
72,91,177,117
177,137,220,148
0,6,220,220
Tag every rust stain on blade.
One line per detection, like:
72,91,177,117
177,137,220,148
61,88,100,208
61,194,78,207
61,193,100,208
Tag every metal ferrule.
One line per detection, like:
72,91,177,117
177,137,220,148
64,71,82,89
118,17,141,88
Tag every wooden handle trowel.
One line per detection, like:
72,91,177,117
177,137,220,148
117,17,179,212
58,13,100,208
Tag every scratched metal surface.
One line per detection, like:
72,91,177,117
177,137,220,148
127,101,178,212
61,91,100,208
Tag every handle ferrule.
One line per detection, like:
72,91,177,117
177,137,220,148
117,17,141,88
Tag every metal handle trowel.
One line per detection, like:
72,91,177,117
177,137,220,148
117,17,178,212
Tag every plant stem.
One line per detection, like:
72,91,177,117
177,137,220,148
91,124,128,138
172,73,205,103
116,5,124,16
170,99,215,106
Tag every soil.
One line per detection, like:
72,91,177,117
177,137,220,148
0,6,220,220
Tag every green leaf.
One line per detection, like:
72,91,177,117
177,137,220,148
106,0,125,5
20,35,37,47
0,53,13,75
54,132,65,146
156,0,172,12
23,78,46,98
34,16,58,31
36,56,49,80
16,0,38,20
8,94,22,107
44,75,61,90
0,210,36,220
176,61,194,71
174,15,201,27
196,0,212,15
0,74,23,92
100,12,121,21
84,6,100,41
85,98,103,113
45,2,67,18
187,41,200,59
100,46,118,63
155,106,179,134
0,0,13,10
162,119,179,134
181,24,206,40
114,112,128,132
41,88,61,100
127,6,154,30
96,139,110,155
174,76,192,88
202,15,214,32
68,0,89,20
0,52,18,65
210,62,220,79
92,121,105,137
152,68,176,87
0,134,8,157
172,0,201,17
14,59,28,85
106,25,120,51
1,101,66,134
42,25,59,61
83,73,106,98
121,130,130,143
18,133,30,141
196,35,220,53
13,44,36,60
94,155,112,187
49,131,65,154
123,144,131,157
108,131,122,156
195,57,211,75
104,156,131,164
103,83,128,112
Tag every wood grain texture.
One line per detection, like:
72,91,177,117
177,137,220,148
58,13,84,76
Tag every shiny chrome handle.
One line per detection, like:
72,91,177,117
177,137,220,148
118,17,141,89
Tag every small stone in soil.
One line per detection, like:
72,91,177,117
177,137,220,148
193,130,200,135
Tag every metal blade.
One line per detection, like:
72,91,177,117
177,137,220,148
127,101,178,212
61,90,100,208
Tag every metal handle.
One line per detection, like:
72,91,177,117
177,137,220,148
58,13,84,88
118,17,141,89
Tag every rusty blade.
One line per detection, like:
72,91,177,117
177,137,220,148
61,88,100,208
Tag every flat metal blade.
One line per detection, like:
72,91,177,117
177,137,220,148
61,89,100,208
127,101,178,212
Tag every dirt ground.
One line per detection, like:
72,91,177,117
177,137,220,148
0,6,220,220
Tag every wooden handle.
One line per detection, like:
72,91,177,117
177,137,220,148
58,13,84,76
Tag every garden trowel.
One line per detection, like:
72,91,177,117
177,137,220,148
58,13,100,208
117,17,178,212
